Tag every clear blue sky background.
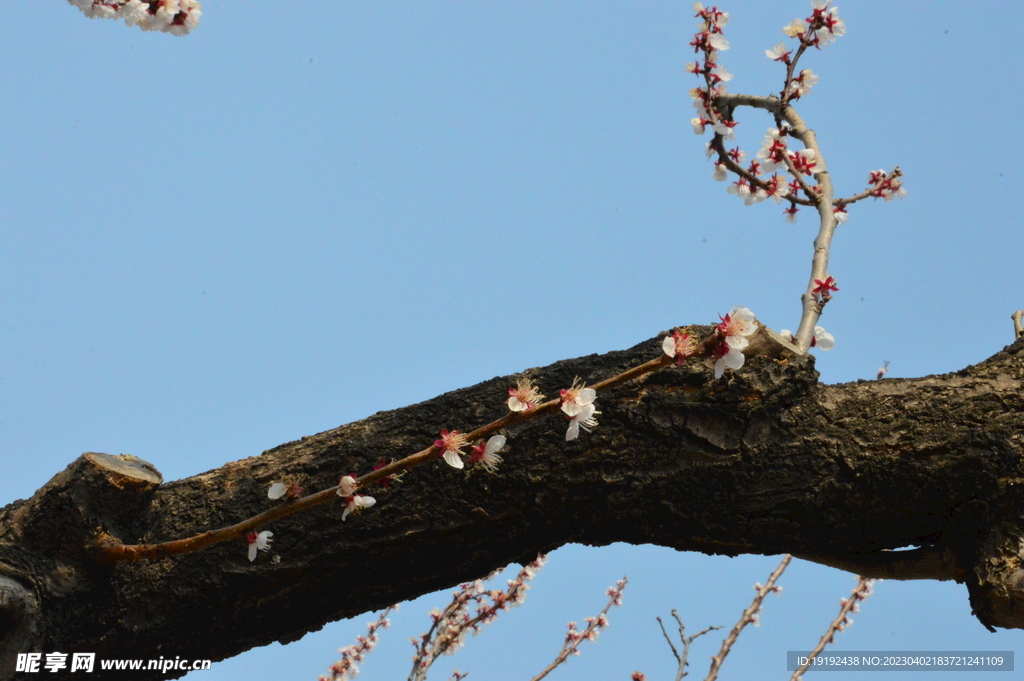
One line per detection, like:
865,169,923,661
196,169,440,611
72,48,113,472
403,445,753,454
2,2,1023,679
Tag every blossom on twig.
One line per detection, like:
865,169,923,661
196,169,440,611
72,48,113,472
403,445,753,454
714,307,758,379
268,481,304,500
342,495,376,521
566,404,600,442
469,435,507,472
663,329,698,365
508,378,545,412
434,429,470,469
560,379,596,417
337,475,358,497
246,530,273,562
812,276,839,298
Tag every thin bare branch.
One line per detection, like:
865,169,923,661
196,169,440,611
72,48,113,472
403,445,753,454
657,610,721,681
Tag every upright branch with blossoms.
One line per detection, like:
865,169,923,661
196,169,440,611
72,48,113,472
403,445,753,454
15,4,1024,678
690,1,904,352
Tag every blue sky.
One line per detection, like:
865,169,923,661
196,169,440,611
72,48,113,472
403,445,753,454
2,1,1023,679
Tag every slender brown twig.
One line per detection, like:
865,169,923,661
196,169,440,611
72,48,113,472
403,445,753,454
704,555,791,681
789,576,877,680
527,578,627,681
96,329,732,563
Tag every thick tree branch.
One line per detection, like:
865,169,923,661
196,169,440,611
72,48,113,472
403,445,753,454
2,326,1024,679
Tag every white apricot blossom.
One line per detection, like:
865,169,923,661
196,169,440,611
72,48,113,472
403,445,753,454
246,530,273,562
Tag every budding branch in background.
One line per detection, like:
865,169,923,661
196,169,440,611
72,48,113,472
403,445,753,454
789,577,878,680
705,554,791,681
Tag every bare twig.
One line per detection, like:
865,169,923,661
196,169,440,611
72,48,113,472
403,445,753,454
1012,310,1023,340
657,610,720,681
704,555,791,681
790,577,877,680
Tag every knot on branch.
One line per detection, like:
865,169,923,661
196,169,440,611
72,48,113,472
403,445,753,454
11,453,162,558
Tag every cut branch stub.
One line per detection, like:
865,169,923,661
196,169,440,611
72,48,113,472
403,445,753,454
10,453,162,556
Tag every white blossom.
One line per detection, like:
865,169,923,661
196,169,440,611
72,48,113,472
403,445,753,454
247,530,273,562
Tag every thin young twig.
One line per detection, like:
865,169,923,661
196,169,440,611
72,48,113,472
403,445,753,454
527,577,627,681
704,555,791,681
657,610,720,681
789,577,877,680
96,327,729,563
1012,310,1023,340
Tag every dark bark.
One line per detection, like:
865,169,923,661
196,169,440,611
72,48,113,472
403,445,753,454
2,326,1023,680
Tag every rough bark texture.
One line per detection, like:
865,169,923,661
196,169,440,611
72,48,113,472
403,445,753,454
1,326,1023,680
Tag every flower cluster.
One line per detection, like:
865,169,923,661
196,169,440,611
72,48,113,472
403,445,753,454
867,168,907,201
66,0,201,35
320,606,397,681
333,475,376,521
714,306,759,379
688,4,733,140
781,1,846,49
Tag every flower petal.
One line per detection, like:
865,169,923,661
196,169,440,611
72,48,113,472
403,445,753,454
443,450,465,469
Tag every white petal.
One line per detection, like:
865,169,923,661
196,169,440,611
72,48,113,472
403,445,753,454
561,401,583,417
485,435,507,454
443,450,465,469
814,326,835,350
714,356,727,379
577,388,597,405
248,543,258,562
357,496,377,510
268,483,287,500
724,347,746,370
725,335,749,351
256,531,273,550
662,336,676,357
338,476,357,496
565,421,580,441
